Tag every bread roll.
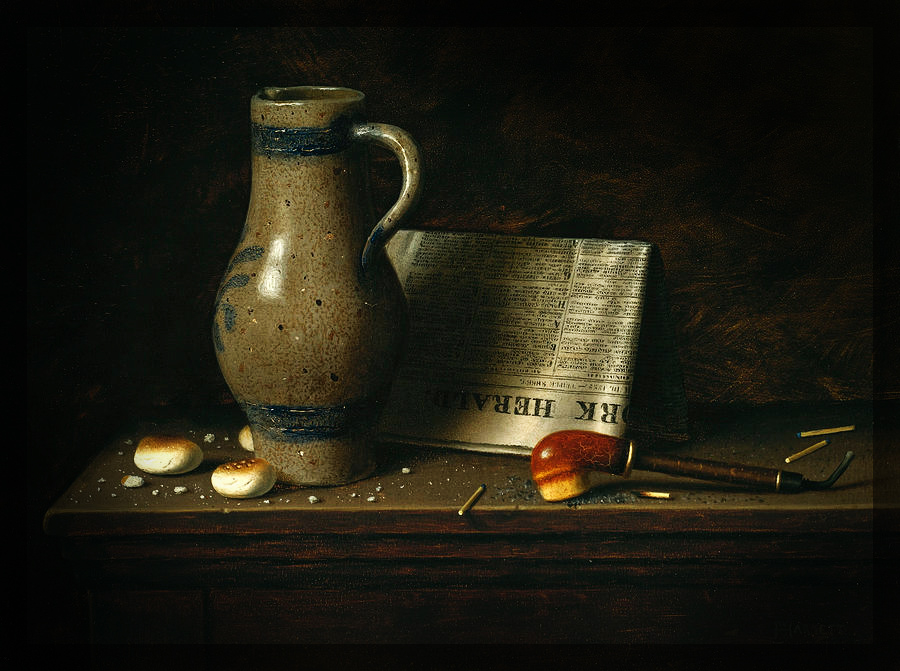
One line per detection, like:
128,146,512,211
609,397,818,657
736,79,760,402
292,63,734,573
134,435,204,475
211,457,276,498
237,425,254,451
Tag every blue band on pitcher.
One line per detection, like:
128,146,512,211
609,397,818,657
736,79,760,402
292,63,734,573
242,400,376,442
251,117,351,157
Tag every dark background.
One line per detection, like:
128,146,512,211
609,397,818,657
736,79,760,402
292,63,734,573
27,24,891,644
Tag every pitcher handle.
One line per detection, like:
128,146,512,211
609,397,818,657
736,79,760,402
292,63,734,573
351,122,422,276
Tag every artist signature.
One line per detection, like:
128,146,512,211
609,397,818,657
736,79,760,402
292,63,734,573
770,620,851,642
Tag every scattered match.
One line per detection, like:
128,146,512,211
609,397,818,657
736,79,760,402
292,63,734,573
785,439,831,464
458,484,487,515
795,425,855,438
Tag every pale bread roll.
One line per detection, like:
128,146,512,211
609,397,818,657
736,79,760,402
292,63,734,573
237,425,254,451
211,457,276,498
134,435,204,475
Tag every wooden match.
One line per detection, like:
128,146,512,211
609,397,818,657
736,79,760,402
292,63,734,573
795,425,855,438
785,439,831,464
458,484,486,515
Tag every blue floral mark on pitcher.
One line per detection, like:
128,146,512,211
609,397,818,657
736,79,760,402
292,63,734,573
213,245,264,352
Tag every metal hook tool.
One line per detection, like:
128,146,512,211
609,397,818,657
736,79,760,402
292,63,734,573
798,451,856,490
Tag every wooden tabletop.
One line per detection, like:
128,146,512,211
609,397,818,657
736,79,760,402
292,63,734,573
44,401,881,537
42,400,893,644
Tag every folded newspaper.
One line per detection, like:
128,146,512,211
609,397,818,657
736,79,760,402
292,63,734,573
378,230,689,456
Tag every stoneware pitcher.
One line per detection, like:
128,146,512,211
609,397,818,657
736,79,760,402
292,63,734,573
212,85,422,486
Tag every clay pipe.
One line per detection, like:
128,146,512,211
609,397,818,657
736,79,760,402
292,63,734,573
530,430,855,502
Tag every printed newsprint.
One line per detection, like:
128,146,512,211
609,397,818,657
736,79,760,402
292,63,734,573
378,230,689,456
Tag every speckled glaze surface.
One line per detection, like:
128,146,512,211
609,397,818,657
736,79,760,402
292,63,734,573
213,86,421,485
